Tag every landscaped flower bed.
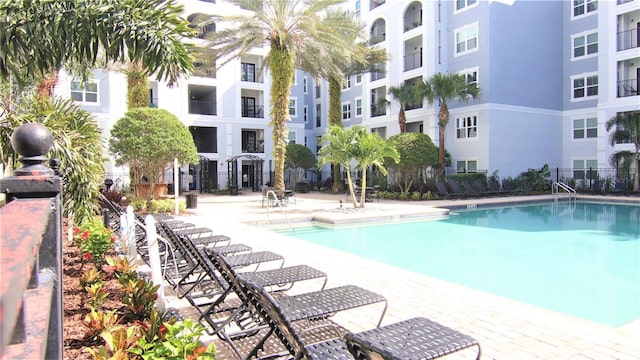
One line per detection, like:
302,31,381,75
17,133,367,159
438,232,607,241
62,217,216,359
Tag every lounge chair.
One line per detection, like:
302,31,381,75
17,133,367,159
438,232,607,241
434,180,450,198
461,180,480,197
237,276,481,360
207,249,387,358
446,179,469,198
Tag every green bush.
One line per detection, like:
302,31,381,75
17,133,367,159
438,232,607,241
422,191,433,200
411,191,421,200
149,199,186,213
448,173,487,185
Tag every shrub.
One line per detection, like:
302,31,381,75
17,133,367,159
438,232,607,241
411,191,421,200
149,198,186,213
422,191,433,200
74,217,116,266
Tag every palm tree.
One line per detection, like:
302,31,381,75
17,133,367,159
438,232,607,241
209,0,363,191
317,126,361,207
387,82,423,133
606,111,640,191
0,0,194,87
352,129,399,208
419,73,479,171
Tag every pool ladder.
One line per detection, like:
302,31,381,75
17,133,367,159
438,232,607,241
552,181,577,201
265,190,293,229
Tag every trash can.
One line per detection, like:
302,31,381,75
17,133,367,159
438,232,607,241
229,185,238,195
185,192,198,209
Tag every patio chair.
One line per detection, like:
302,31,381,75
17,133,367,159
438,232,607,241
446,179,469,198
189,244,327,338
434,180,450,198
461,180,480,197
207,249,387,358
237,276,481,360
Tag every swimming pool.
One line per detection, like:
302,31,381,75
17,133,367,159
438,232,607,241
275,201,640,327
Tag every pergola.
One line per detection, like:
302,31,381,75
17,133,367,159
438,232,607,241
226,154,264,192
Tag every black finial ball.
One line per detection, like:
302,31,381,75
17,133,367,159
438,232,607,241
11,123,54,157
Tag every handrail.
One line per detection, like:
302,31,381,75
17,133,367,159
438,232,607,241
265,190,292,228
552,181,577,200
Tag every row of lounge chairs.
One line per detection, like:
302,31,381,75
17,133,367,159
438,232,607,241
99,196,482,359
435,179,518,199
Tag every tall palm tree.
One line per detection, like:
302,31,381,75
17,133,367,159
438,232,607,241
209,0,363,191
387,82,423,133
606,111,640,191
419,73,479,171
324,45,387,192
353,129,399,208
317,125,360,207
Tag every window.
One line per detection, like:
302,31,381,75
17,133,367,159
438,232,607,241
289,98,297,117
573,0,597,18
355,74,362,85
315,135,322,154
573,159,597,179
455,0,477,12
355,97,363,117
454,23,478,56
241,129,265,153
70,80,98,104
343,75,351,90
303,77,308,93
303,106,308,123
342,102,351,120
456,115,478,139
572,74,598,99
288,131,296,144
315,83,321,99
572,32,598,58
456,160,477,173
573,117,597,139
460,67,478,86
315,104,321,127
304,136,308,147
241,63,256,82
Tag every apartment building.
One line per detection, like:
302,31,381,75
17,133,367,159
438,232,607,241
54,0,639,192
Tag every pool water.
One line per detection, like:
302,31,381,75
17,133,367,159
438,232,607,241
276,201,640,327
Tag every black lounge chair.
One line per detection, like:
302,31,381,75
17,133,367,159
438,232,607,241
461,180,480,197
207,249,387,358
446,179,469,198
237,276,481,360
434,180,450,198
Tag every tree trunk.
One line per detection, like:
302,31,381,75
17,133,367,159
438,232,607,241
269,46,295,191
329,77,345,193
359,168,368,208
398,108,406,133
127,62,149,110
438,103,449,171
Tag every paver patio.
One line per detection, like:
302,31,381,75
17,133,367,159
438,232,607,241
157,191,640,359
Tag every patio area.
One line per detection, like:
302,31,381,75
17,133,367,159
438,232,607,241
158,191,640,359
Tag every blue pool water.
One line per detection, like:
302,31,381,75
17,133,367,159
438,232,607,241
276,201,640,327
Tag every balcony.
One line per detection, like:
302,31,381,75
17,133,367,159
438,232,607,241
617,27,638,51
370,0,385,10
404,50,422,72
189,100,217,115
617,78,638,97
371,104,386,117
403,2,422,32
371,70,386,81
241,129,264,153
241,105,264,118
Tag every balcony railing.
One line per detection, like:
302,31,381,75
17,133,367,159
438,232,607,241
617,78,638,97
617,0,633,4
193,66,216,78
370,0,385,9
371,104,386,117
189,100,217,115
405,102,423,111
241,105,264,118
371,70,386,81
241,143,264,153
617,27,638,51
404,51,423,72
